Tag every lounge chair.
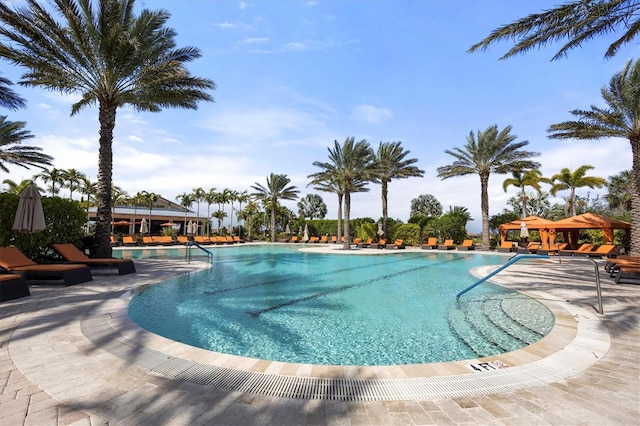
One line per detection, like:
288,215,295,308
421,237,438,250
320,235,329,243
558,243,596,256
122,235,138,246
357,238,373,248
457,239,475,251
0,247,92,286
176,236,190,245
153,236,175,246
497,241,516,253
330,236,337,244
577,244,617,258
290,236,299,243
376,239,387,249
0,273,30,302
614,264,640,284
517,242,541,254
110,236,119,247
51,243,136,275
142,236,161,246
604,256,640,275
385,239,406,249
437,239,455,250
536,243,568,255
193,236,212,245
233,236,245,243
351,237,362,247
308,236,320,243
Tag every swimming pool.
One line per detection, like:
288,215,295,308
126,245,554,366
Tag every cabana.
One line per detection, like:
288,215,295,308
551,213,630,247
499,215,557,245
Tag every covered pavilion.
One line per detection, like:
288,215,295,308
499,215,557,245
551,212,631,247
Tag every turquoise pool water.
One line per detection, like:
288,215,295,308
125,245,553,366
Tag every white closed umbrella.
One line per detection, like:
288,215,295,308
285,224,291,235
377,222,384,237
12,182,46,257
139,218,149,234
303,224,309,242
520,222,529,239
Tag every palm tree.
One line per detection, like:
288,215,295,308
62,168,87,200
373,141,424,239
212,210,227,234
235,190,250,237
309,137,376,249
0,73,26,110
606,170,633,215
0,0,215,257
0,116,53,172
297,194,327,219
190,187,206,236
502,169,544,218
110,185,129,233
548,59,640,255
238,199,259,240
203,188,217,236
469,0,640,60
410,194,443,218
307,175,344,241
129,191,148,234
34,167,66,196
251,173,299,242
2,178,39,195
227,189,239,233
546,165,607,217
176,192,195,235
140,190,158,235
437,125,541,250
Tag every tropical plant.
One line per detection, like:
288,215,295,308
0,116,53,173
251,173,299,242
227,189,239,233
190,187,206,235
469,0,640,60
139,190,157,235
606,170,633,214
202,188,217,236
2,178,41,195
237,199,260,240
34,167,66,196
212,210,227,233
373,141,424,239
0,0,215,256
307,175,344,241
129,191,148,234
176,192,195,235
297,193,327,219
235,190,250,237
502,169,544,217
437,125,541,250
410,194,443,217
309,137,376,248
507,190,551,217
0,73,26,110
548,59,640,254
61,168,87,200
546,165,607,217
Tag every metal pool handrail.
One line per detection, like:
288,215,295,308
186,241,213,263
456,254,549,299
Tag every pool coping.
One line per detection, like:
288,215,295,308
79,248,610,401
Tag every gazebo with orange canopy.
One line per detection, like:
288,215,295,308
498,215,557,245
551,213,630,247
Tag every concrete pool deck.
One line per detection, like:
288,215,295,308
1,244,639,425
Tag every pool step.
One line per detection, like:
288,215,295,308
448,293,552,358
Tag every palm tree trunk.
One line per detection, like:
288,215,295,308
337,193,343,241
520,187,527,217
94,102,117,257
343,192,351,250
480,173,490,250
630,138,640,256
270,199,276,242
570,188,577,216
382,180,389,238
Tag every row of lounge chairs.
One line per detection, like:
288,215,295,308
115,235,244,246
192,235,245,245
0,244,136,300
420,238,475,251
604,256,640,284
498,241,619,258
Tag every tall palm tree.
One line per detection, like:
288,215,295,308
129,191,148,234
62,168,87,200
546,165,607,217
139,191,157,235
307,175,344,241
34,167,65,196
0,116,53,172
227,189,239,233
176,192,195,235
548,59,640,254
437,125,541,250
79,175,96,228
502,169,544,218
410,194,443,218
203,188,217,235
373,141,424,239
251,173,299,242
235,190,250,238
2,178,39,195
190,187,206,236
0,0,215,256
0,73,26,110
309,137,376,249
110,185,129,233
212,210,227,234
469,0,640,60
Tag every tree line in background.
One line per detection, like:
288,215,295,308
0,0,638,255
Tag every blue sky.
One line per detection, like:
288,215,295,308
0,0,633,232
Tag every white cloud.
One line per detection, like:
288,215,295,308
350,105,393,124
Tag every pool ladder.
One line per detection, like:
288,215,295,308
186,241,213,263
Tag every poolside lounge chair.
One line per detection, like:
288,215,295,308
320,235,329,243
437,239,455,250
142,236,161,246
351,237,362,247
0,273,30,302
357,238,373,248
536,243,569,255
421,237,438,250
233,236,245,243
614,263,640,284
193,236,212,245
385,239,406,249
330,236,337,244
110,236,119,247
517,242,541,254
604,256,640,275
289,236,299,243
558,243,596,256
308,236,320,243
376,239,387,249
497,241,516,253
0,247,92,286
51,243,136,275
122,235,138,246
457,239,475,251
577,244,617,258
153,236,175,246
176,236,190,245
